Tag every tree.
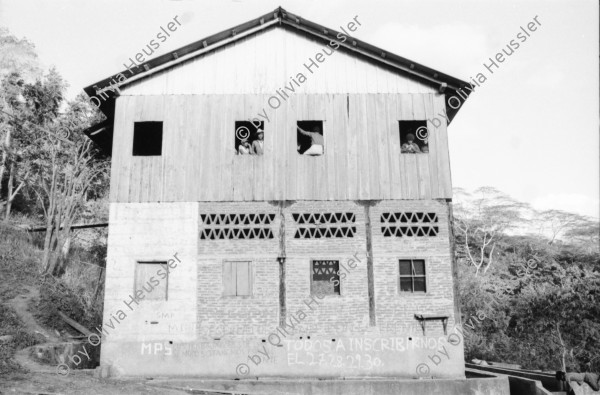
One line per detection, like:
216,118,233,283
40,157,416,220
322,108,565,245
0,28,45,220
510,264,600,372
564,218,600,254
454,188,600,371
0,68,66,221
0,72,27,220
535,209,588,245
453,187,529,275
31,137,106,275
24,93,107,275
0,27,42,83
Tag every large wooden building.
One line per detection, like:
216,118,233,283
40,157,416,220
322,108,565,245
84,7,474,379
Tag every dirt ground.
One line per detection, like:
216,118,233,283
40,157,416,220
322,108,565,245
0,230,243,395
0,286,193,395
0,370,193,395
0,268,206,394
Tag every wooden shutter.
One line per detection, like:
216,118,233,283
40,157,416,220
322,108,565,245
235,261,252,296
223,261,252,296
223,261,237,296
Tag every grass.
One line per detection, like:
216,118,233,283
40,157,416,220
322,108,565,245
34,274,103,335
0,304,40,376
0,223,42,376
33,238,106,333
0,221,106,375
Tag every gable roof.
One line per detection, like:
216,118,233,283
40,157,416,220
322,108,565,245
83,6,471,153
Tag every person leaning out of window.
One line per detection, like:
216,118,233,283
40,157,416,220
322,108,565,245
297,125,324,155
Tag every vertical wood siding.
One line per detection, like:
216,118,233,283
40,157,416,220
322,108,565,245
122,28,435,96
109,93,452,202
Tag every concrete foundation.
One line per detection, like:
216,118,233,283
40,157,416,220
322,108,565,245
145,376,510,395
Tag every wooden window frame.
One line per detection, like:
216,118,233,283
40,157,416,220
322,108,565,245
398,258,427,294
222,260,253,297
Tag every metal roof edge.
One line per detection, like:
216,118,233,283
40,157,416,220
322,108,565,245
83,6,471,111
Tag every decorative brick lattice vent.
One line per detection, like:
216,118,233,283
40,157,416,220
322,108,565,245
380,212,439,237
200,213,275,239
292,212,356,239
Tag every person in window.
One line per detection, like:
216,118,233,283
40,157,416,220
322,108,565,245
238,140,251,155
297,125,324,155
251,129,264,155
401,133,421,153
421,138,429,153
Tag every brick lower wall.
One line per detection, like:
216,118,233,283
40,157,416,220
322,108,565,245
101,200,464,378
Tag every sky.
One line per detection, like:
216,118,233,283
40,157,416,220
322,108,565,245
1,0,598,218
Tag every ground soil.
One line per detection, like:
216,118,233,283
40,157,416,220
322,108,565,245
0,273,198,394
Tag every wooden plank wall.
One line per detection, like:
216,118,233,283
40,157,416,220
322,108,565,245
123,28,435,96
110,93,452,202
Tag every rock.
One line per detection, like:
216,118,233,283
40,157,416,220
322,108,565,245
94,365,111,379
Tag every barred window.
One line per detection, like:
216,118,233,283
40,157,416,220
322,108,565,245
311,260,340,296
399,259,426,293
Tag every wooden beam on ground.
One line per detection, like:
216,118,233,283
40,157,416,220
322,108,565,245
57,311,93,337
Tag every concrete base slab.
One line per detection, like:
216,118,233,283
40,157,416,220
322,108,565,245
144,376,510,395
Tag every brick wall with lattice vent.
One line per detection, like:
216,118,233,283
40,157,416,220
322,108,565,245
200,213,276,240
192,200,456,339
380,212,439,237
292,212,356,239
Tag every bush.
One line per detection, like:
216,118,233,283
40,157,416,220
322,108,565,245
34,277,102,335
